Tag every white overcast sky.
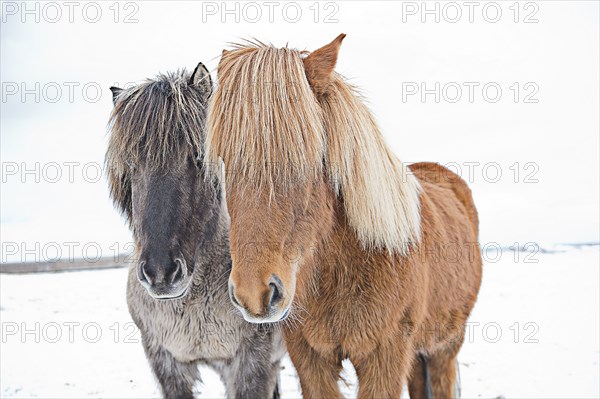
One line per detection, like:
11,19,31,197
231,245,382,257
1,1,598,262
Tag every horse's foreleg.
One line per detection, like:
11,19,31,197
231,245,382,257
427,344,461,399
142,341,199,399
223,329,280,399
353,341,412,399
285,332,343,399
408,353,434,399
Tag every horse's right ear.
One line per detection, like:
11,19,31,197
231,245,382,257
110,86,122,106
190,62,213,101
303,33,346,95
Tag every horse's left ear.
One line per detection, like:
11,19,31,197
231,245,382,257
109,86,122,106
303,33,346,95
190,62,213,100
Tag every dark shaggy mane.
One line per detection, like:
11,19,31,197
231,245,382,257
106,68,209,221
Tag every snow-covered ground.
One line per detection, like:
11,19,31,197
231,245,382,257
1,245,598,398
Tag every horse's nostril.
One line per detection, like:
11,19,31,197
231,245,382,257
139,261,153,284
269,281,283,307
170,260,184,284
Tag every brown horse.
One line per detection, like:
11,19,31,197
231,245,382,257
206,34,482,398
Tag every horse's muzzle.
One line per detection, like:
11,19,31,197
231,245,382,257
228,274,290,323
137,257,192,299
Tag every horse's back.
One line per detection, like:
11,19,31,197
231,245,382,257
410,162,479,238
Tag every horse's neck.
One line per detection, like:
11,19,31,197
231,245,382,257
325,199,367,266
298,197,409,308
302,196,370,286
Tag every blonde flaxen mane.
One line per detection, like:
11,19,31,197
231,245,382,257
206,43,422,254
206,44,325,191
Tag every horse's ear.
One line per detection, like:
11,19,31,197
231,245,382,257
190,62,213,100
109,86,122,106
218,50,230,71
303,33,346,95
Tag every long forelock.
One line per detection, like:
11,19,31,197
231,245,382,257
107,70,206,169
205,44,325,196
106,69,208,218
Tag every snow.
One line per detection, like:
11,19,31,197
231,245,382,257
1,246,598,398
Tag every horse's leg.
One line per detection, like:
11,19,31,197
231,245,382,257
223,331,280,399
408,353,433,399
272,368,281,399
207,360,233,398
142,341,199,399
353,342,412,399
223,359,279,399
285,332,343,399
427,344,461,399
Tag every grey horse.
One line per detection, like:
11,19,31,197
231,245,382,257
106,63,284,399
